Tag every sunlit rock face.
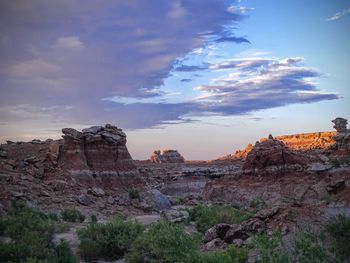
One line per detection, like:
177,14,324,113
150,150,185,163
331,118,350,156
59,124,137,174
221,132,335,161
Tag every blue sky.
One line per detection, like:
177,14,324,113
0,0,349,159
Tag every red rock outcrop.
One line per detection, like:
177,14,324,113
59,124,137,174
330,117,350,156
150,150,185,163
222,132,335,161
243,136,309,171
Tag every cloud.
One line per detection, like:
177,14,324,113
0,1,340,139
227,5,255,14
325,8,350,21
8,59,61,77
215,36,250,44
193,56,338,115
54,36,84,49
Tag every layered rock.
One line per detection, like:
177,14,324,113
243,136,308,171
150,149,185,163
331,117,350,156
59,124,136,174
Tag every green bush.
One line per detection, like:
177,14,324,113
326,214,350,259
128,188,140,199
0,203,78,263
126,220,247,263
78,217,144,262
186,246,248,263
61,208,85,223
252,232,289,263
54,240,79,263
293,233,335,263
249,199,267,210
126,220,199,263
90,214,98,223
189,205,251,233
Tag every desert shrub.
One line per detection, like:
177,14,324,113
189,204,251,232
90,214,98,223
326,214,350,259
250,199,267,210
128,187,140,199
185,246,248,263
126,220,199,263
61,208,85,223
48,212,59,221
78,216,144,262
54,240,79,263
253,232,289,263
293,232,335,263
0,203,78,263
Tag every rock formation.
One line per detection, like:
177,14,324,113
243,136,308,171
59,124,137,174
331,117,350,156
150,150,185,163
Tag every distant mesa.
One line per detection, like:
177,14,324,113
150,149,185,163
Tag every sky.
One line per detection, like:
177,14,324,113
0,0,349,160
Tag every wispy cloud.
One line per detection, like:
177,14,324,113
325,8,350,21
53,36,84,49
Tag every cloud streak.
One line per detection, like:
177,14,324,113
325,8,350,21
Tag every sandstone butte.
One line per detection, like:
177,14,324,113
149,149,185,163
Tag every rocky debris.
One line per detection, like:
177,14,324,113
78,193,91,206
141,189,171,210
202,207,282,250
150,149,185,163
161,209,190,223
309,163,332,173
243,137,309,172
326,180,346,194
91,187,105,197
0,149,8,158
255,206,280,220
202,238,227,251
203,220,266,250
331,117,350,156
59,124,136,173
182,167,231,178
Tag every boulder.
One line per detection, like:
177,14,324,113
141,189,171,210
161,209,190,223
78,194,91,206
91,187,105,197
326,180,346,194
